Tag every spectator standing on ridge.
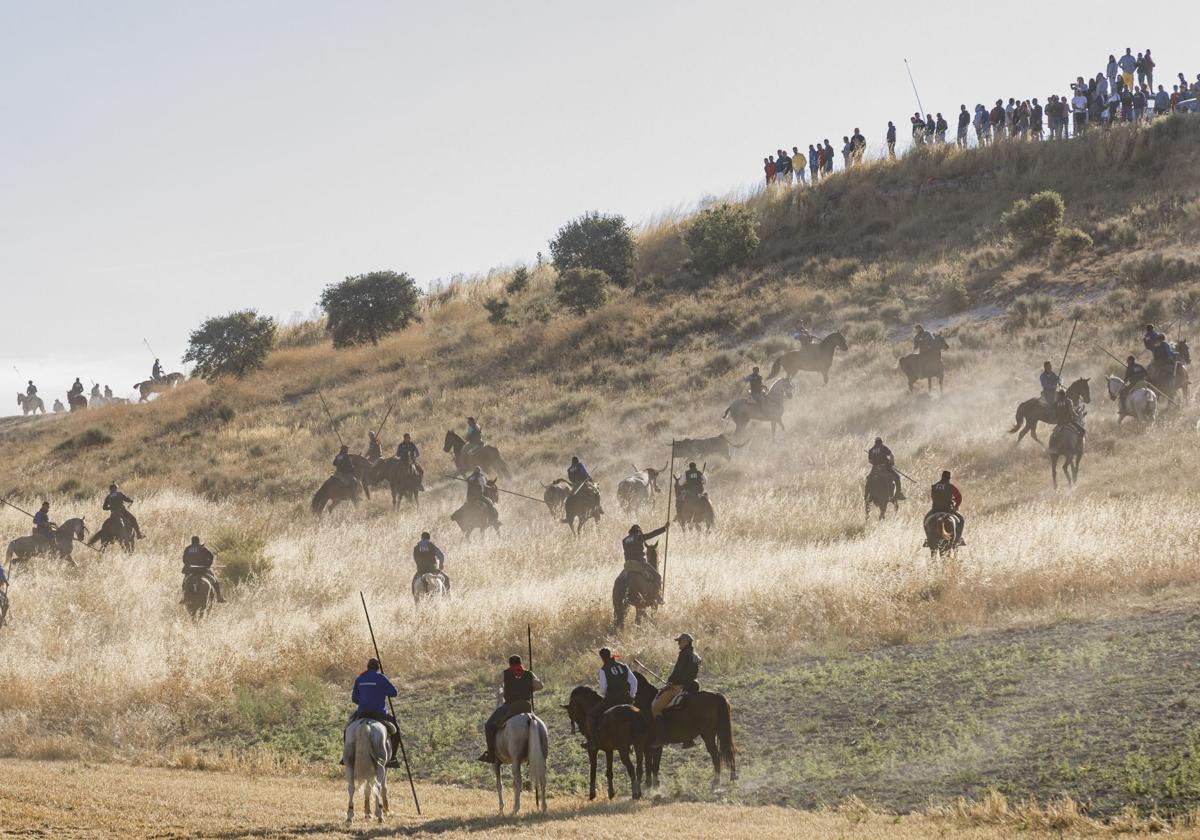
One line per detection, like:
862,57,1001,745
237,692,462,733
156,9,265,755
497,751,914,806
989,100,1006,139
822,139,834,174
1071,87,1089,134
1143,50,1155,89
763,156,776,185
934,113,948,143
1132,87,1147,122
924,113,935,143
956,105,970,148
1106,54,1118,91
1030,98,1043,140
841,135,853,168
1118,48,1137,91
792,146,807,184
776,148,793,184
851,128,866,164
910,112,925,145
808,144,820,182
886,121,897,158
1154,85,1170,117
973,104,989,145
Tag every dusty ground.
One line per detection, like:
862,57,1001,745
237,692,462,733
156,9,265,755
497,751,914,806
2,759,1194,839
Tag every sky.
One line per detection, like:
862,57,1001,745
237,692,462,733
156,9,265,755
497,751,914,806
1,1,1194,408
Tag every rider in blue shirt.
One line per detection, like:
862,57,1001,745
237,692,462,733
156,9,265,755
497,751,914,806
567,456,591,489
349,658,400,767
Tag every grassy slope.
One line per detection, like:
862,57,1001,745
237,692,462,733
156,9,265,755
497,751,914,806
2,118,1200,817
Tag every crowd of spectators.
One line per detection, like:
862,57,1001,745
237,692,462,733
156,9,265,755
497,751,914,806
761,47,1200,185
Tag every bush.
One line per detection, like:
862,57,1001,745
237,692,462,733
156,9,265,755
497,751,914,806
1053,227,1094,263
505,266,530,294
549,212,636,288
937,278,971,314
319,271,421,347
274,319,326,350
684,203,760,279
1001,190,1065,248
554,267,611,315
213,533,272,588
482,296,511,325
183,310,276,380
1120,253,1200,288
53,427,112,454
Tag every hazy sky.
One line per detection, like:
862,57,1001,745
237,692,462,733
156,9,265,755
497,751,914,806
1,1,1193,406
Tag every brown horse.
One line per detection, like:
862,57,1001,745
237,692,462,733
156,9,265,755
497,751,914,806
923,511,962,558
86,513,136,553
674,485,714,531
450,481,501,539
312,475,362,514
722,378,794,440
632,671,736,790
864,466,900,521
133,372,185,403
613,543,661,627
1009,378,1091,443
564,686,646,801
368,456,420,508
182,573,215,619
67,392,88,412
899,334,949,392
562,481,603,535
542,480,570,517
443,431,513,481
765,331,849,384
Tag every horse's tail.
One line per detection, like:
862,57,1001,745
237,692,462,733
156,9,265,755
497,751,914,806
715,695,736,778
767,356,784,380
721,404,733,419
1008,402,1024,434
527,716,548,807
311,487,325,515
352,722,378,808
494,454,513,482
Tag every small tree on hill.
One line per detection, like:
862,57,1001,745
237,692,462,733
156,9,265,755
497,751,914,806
183,310,276,380
319,270,421,348
549,212,636,288
1002,191,1065,248
555,267,611,315
684,203,760,279
505,266,530,294
483,295,511,325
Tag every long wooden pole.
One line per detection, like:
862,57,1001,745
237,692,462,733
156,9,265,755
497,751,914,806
526,623,535,713
317,389,345,447
661,440,677,599
1056,316,1080,381
359,592,421,815
440,475,544,504
1093,344,1178,407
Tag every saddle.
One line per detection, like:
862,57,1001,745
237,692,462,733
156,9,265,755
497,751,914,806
495,699,532,729
351,709,397,736
663,685,699,712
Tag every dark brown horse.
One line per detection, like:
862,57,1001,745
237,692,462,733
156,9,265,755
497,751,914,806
632,671,736,789
765,331,849,384
542,480,569,516
899,334,949,392
562,481,603,535
182,573,215,619
369,456,421,508
86,512,136,553
443,431,513,481
864,466,900,521
450,480,501,539
67,392,88,412
674,485,714,531
613,543,660,627
133,372,185,403
1009,378,1091,443
312,475,361,514
564,687,646,801
923,511,962,558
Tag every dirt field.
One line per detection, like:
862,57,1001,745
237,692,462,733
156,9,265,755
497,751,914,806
3,759,1195,839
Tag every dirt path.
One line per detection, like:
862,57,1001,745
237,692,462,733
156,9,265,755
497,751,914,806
0,759,1187,839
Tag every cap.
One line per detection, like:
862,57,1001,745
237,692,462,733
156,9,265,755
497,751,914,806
674,633,694,644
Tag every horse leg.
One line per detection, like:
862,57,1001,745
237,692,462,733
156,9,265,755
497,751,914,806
632,744,644,799
588,748,600,800
345,756,355,823
618,747,637,799
512,761,522,814
606,750,615,800
702,732,722,787
1051,455,1059,490
495,762,504,813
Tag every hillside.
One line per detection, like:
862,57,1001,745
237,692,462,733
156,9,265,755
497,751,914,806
2,117,1200,818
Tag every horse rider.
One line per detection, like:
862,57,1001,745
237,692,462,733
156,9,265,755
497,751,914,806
793,320,815,347
567,456,591,495
623,523,667,603
681,462,705,499
585,648,638,750
913,324,936,354
104,483,145,539
1119,355,1149,411
479,654,542,764
333,445,358,488
867,437,906,501
68,378,84,400
180,536,226,604
1040,361,1060,406
412,531,449,593
467,466,498,520
1143,323,1177,363
464,416,483,455
930,470,965,546
396,433,425,486
103,385,113,399
366,431,382,462
90,383,102,400
32,501,54,540
25,380,37,398
742,367,765,403
650,633,701,747
152,358,163,381
52,400,65,413
348,658,401,768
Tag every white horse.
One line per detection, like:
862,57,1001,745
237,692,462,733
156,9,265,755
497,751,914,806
412,572,448,603
1106,375,1157,424
343,718,390,824
493,713,548,814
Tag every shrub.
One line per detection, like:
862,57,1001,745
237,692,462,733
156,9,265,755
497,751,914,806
683,203,760,279
554,267,611,315
1120,253,1200,288
213,533,272,588
319,271,420,347
183,310,276,380
937,278,971,314
1001,190,1065,248
273,319,326,350
1053,227,1094,263
549,212,636,288
53,427,112,454
505,266,530,294
482,296,511,325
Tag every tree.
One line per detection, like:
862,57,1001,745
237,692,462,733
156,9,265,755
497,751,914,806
483,295,511,325
549,212,636,288
684,203,760,279
554,267,611,315
183,310,276,381
319,270,421,348
505,266,530,294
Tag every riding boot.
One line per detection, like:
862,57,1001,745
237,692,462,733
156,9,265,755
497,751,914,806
386,732,401,768
478,724,497,763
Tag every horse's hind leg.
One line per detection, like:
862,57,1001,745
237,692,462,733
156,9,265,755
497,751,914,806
606,751,615,799
702,732,722,787
1051,455,1059,490
345,762,355,823
618,747,637,799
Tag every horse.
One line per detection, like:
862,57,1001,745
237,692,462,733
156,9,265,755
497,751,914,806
87,513,137,553
1106,375,1157,424
443,431,513,481
0,587,8,628
5,518,87,567
613,542,661,627
1148,341,1190,403
631,671,736,790
1048,420,1084,490
670,435,745,462
864,466,900,521
722,378,795,440
133,372,185,403
16,393,44,415
564,687,646,801
343,717,390,824
675,486,714,531
1009,378,1091,443
542,480,570,516
765,331,849,384
563,481,603,535
369,457,420,508
67,392,88,412
899,334,949,392
450,481,501,540
617,464,666,514
923,511,962,558
492,713,548,814
312,475,362,514
412,572,449,604
182,573,215,619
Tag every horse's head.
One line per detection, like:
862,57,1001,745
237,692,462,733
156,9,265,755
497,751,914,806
1106,374,1123,400
824,331,849,352
484,479,499,502
443,430,459,453
1178,340,1191,365
1068,377,1091,404
645,542,659,569
565,686,599,734
935,333,949,351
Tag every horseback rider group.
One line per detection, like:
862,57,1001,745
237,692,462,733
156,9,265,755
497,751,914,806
1040,361,1060,405
793,320,814,347
680,462,705,498
412,531,449,593
180,536,226,604
25,380,37,398
867,438,906,501
567,456,591,492
464,417,483,455
32,501,53,539
152,359,163,381
913,324,938,354
104,483,144,539
332,445,360,491
366,431,382,462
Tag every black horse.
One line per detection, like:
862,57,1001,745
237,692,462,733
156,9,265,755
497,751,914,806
1009,378,1091,444
899,334,949,392
864,466,900,520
